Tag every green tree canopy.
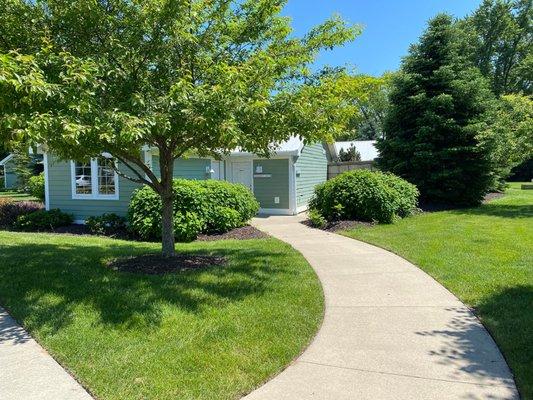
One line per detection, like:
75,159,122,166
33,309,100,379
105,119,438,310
0,0,360,255
462,0,532,95
377,14,495,206
478,93,533,189
335,73,393,141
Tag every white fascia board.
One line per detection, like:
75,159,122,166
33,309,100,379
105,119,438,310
0,154,14,165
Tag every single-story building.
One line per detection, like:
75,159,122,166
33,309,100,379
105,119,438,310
0,154,18,189
42,138,330,223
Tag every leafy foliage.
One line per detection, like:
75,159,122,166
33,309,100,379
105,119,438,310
461,0,532,95
378,14,495,206
128,179,259,241
0,0,361,255
308,209,327,229
14,208,72,231
337,144,361,162
0,198,43,226
310,170,418,224
85,213,126,236
27,172,45,201
479,94,533,189
208,207,243,234
172,212,205,243
337,73,394,140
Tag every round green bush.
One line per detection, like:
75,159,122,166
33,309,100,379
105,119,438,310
128,179,259,241
28,173,45,202
208,207,242,233
310,170,418,224
173,211,204,242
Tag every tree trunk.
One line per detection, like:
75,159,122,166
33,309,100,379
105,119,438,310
161,192,175,257
160,151,175,257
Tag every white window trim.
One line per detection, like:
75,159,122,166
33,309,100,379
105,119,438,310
70,158,120,200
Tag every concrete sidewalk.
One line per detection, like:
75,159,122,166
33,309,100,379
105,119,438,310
0,308,93,400
246,215,518,400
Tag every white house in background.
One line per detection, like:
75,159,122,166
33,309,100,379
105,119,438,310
332,140,379,161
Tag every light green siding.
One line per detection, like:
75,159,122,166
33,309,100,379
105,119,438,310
3,159,18,189
295,143,328,207
253,159,289,209
47,155,210,221
47,154,142,221
151,156,210,180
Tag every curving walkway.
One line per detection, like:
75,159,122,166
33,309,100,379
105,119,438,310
0,308,93,400
246,215,518,400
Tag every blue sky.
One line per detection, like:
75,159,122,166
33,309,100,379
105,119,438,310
283,0,482,76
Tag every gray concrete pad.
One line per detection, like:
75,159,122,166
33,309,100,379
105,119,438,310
245,215,518,400
0,308,93,400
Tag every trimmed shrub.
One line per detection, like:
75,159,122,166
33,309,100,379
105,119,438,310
86,213,126,236
310,170,418,224
28,173,45,201
380,173,420,217
308,209,327,229
0,199,43,227
208,207,242,233
128,179,259,241
173,212,204,242
15,209,73,231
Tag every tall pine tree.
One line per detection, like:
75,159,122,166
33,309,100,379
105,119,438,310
377,14,494,206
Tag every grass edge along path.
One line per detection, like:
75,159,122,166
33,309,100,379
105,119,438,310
342,183,532,399
0,233,324,400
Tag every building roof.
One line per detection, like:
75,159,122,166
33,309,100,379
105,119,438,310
0,153,14,166
334,141,379,162
230,136,305,157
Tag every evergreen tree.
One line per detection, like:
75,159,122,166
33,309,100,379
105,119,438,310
377,14,495,206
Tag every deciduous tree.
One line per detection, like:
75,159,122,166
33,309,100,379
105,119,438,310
0,0,360,256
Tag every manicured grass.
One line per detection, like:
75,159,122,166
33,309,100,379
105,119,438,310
0,190,38,201
342,183,532,399
0,233,323,400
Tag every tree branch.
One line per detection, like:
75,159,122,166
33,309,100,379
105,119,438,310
112,155,154,188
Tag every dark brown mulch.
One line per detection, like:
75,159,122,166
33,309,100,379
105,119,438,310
197,225,268,241
324,220,374,232
301,219,374,232
107,253,227,275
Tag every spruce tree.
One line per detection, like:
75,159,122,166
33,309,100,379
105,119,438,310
377,14,494,206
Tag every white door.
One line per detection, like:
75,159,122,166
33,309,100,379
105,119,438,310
231,162,253,191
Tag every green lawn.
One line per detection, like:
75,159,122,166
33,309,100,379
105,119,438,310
0,190,38,201
0,233,323,400
343,183,532,399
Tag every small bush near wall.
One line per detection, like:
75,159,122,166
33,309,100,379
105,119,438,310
14,209,73,231
310,170,418,224
86,213,126,236
0,199,44,227
128,179,259,241
28,172,45,201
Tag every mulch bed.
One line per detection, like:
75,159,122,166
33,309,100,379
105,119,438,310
107,253,227,275
197,225,268,241
301,219,374,232
33,224,267,241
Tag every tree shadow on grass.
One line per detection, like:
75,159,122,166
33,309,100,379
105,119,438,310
0,240,293,336
415,286,532,399
448,203,533,219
